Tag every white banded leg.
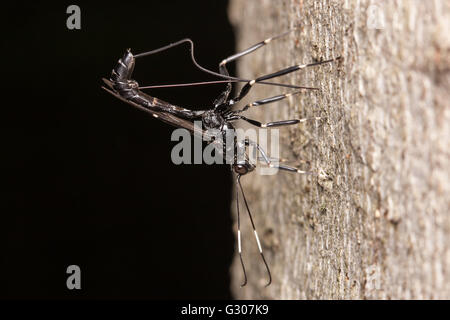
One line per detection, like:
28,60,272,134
247,139,317,175
219,29,299,103
231,57,339,104
236,116,324,129
235,89,318,114
219,29,297,75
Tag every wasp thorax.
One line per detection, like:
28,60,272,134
202,110,224,130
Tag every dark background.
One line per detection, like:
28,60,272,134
1,1,235,299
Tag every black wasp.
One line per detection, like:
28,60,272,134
103,29,339,286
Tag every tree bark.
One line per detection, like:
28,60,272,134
228,0,450,299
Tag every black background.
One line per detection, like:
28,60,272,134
1,1,235,299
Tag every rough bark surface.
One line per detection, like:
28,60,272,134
228,0,450,299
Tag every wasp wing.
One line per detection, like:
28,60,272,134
102,78,215,142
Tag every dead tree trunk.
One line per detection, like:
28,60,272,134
228,0,450,299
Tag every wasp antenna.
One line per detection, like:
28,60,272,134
237,175,272,287
239,252,248,287
261,253,272,287
236,175,248,287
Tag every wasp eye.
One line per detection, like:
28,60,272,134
234,164,248,175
